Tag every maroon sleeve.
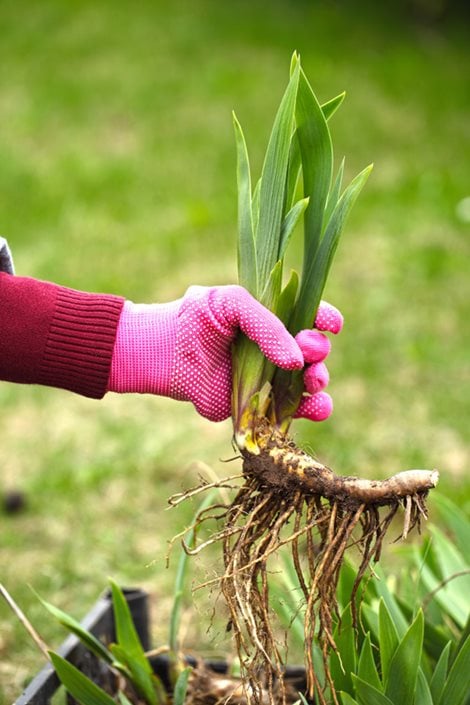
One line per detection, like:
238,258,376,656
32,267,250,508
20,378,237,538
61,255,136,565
0,272,125,398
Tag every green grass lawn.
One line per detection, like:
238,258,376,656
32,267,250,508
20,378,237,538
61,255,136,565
1,1,469,700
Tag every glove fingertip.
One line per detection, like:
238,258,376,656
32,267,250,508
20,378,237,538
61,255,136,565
295,392,333,422
315,301,344,334
304,362,329,394
295,330,331,363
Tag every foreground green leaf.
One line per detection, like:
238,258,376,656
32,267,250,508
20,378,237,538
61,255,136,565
110,581,151,669
173,666,193,705
385,610,424,705
109,643,133,678
49,652,116,705
454,614,470,667
430,641,451,704
352,675,394,705
378,599,399,687
416,668,433,705
438,634,470,705
39,598,113,665
357,633,382,692
396,590,449,665
340,693,360,705
374,566,409,637
330,603,357,694
110,580,158,705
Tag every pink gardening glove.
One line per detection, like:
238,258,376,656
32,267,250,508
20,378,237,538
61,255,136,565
108,285,342,422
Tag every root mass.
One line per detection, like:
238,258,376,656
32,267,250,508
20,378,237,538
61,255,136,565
174,421,438,705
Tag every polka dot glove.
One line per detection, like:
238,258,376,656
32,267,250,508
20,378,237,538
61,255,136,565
108,285,342,422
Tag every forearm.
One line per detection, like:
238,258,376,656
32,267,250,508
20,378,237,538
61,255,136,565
0,272,124,398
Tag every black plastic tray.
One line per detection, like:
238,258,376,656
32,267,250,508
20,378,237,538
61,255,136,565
14,587,309,704
14,588,150,705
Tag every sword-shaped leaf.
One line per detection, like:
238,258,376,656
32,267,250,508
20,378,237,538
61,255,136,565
233,112,257,296
295,66,333,313
385,610,424,704
279,197,309,261
49,652,117,705
438,634,470,705
292,163,372,332
39,597,114,665
110,580,158,705
321,91,346,120
352,675,394,705
255,60,300,290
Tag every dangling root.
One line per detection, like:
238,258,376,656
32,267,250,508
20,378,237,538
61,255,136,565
172,419,438,705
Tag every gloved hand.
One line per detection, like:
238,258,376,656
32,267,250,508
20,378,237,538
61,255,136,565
108,285,342,422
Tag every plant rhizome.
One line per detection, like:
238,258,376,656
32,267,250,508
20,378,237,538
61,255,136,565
171,55,438,705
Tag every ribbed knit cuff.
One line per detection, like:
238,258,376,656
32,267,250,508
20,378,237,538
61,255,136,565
37,287,125,399
107,300,180,396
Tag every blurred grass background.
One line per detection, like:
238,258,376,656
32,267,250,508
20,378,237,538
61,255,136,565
0,0,469,700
